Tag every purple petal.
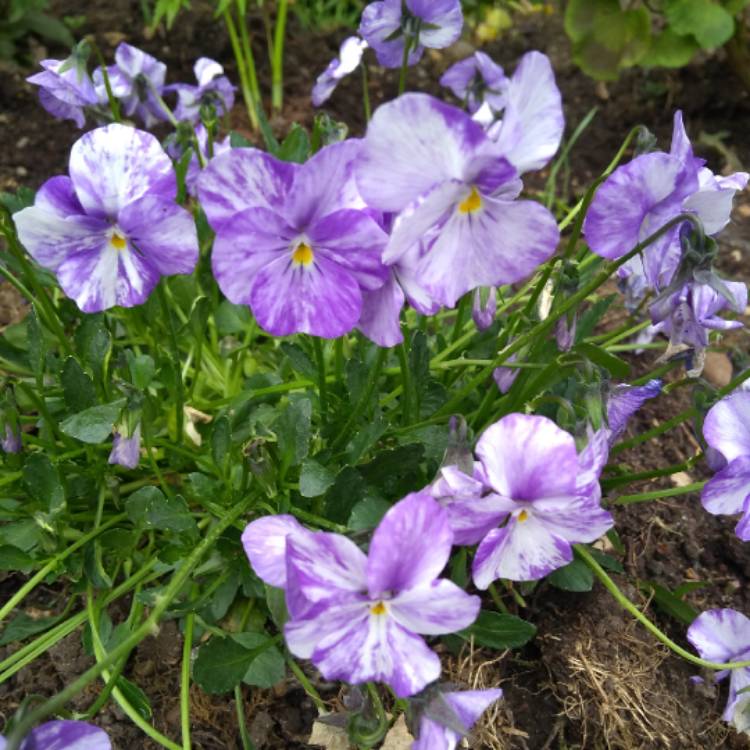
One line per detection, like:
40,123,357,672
2,424,22,454
20,720,110,750
312,37,368,107
68,124,176,220
440,52,507,114
472,287,496,331
472,516,573,587
576,427,609,502
250,253,363,338
687,608,750,664
197,148,297,232
701,456,750,529
388,579,480,634
241,515,308,588
359,0,423,68
703,391,750,463
606,379,662,442
529,494,614,543
117,196,199,276
476,414,579,500
37,88,86,127
357,271,405,347
367,491,454,596
108,425,141,469
356,93,490,213
490,51,564,174
406,0,463,48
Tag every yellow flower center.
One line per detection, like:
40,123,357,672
458,186,482,214
517,510,529,523
110,233,127,251
292,242,314,266
370,601,387,616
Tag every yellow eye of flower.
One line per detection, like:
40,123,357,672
458,186,482,214
370,602,387,616
292,242,314,266
518,510,529,523
111,234,127,250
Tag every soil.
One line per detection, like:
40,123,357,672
1,1,750,748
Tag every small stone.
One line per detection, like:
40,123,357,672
381,715,413,749
309,720,349,749
16,136,29,149
671,472,693,487
703,351,732,388
15,166,28,177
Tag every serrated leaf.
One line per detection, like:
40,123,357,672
193,637,258,694
234,632,286,688
275,397,311,467
23,453,65,514
0,612,64,646
548,559,594,592
299,458,336,498
60,400,125,444
460,610,536,649
125,486,197,535
280,342,316,379
61,357,97,412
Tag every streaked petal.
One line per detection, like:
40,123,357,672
367,491,453,595
606,379,662,441
357,272,405,347
21,720,111,750
407,0,463,48
687,608,750,664
701,457,750,521
531,495,614,543
68,124,176,219
389,580,480,634
703,392,750,462
241,515,308,588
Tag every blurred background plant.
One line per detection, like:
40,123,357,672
0,0,74,62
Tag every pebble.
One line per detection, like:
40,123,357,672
16,136,29,149
703,351,733,388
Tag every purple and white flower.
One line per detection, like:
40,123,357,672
472,287,496,331
359,0,463,68
0,720,110,750
440,51,507,115
14,124,199,312
108,423,141,469
27,54,99,128
97,43,169,127
198,140,388,338
431,414,613,585
701,391,750,540
413,688,503,750
242,493,480,697
168,57,235,123
312,37,369,107
356,93,560,308
584,112,749,291
688,608,750,731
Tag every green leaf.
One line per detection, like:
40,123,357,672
214,300,253,336
639,581,699,625
642,28,700,67
275,397,312,467
61,357,97,412
265,584,289,629
0,544,34,572
23,10,75,46
277,124,311,163
548,559,595,592
23,453,65,514
229,131,254,148
348,497,391,531
460,610,537,649
60,400,125,444
193,636,258,694
587,547,624,573
665,0,735,48
0,186,35,214
127,353,156,390
26,307,44,378
234,632,286,688
324,466,367,525
75,316,111,384
299,458,336,498
575,342,630,379
0,611,65,646
211,415,232,468
125,487,198,535
117,676,152,720
280,342,316,379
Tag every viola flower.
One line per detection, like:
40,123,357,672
701,391,750,540
108,424,141,469
359,0,463,68
167,124,232,197
13,123,199,312
312,37,368,107
0,720,111,750
245,493,480,697
168,57,235,122
440,51,507,115
198,140,388,338
27,53,99,128
356,93,560,308
688,608,750,731
412,687,503,750
472,287,496,331
98,43,169,127
584,112,749,290
1,423,21,454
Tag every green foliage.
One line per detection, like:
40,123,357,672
291,0,365,30
0,0,74,61
564,0,748,80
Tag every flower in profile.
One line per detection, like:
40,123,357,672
312,37,368,107
1,423,21,454
688,608,750,731
243,493,480,697
701,390,750,540
359,0,463,68
440,51,507,115
356,93,560,308
431,414,613,585
198,140,388,338
97,43,169,127
0,720,110,750
584,112,749,291
472,287,496,331
412,687,503,750
604,379,662,444
13,123,199,312
27,49,99,128
168,57,235,122
108,424,141,469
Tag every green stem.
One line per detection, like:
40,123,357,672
397,340,411,424
271,0,288,111
237,0,263,109
488,583,509,614
311,336,328,421
90,40,122,122
157,282,184,444
614,481,706,505
361,61,371,121
235,684,256,750
181,613,195,750
286,656,326,712
602,456,700,488
223,9,260,130
574,544,750,671
397,33,412,94
3,498,254,750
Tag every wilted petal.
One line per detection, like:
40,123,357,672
241,515,308,588
367,492,454,595
476,414,579,500
472,516,572,586
388,579,480,635
703,392,750,463
490,51,564,174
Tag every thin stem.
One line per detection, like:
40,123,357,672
235,685,256,750
4,498,254,750
157,282,184,444
223,9,260,130
89,39,122,122
311,337,328,421
286,656,326,713
361,61,371,121
397,32,412,94
397,340,411,424
181,613,195,750
271,0,289,111
614,481,706,505
575,544,750,671
488,583,509,614
236,0,263,108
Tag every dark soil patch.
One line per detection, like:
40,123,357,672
2,1,750,748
